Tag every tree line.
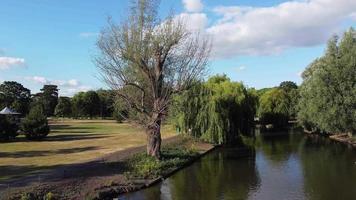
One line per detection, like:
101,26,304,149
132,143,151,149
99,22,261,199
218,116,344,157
0,83,122,120
171,28,355,143
0,82,125,141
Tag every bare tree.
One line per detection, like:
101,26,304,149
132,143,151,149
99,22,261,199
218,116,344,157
95,0,211,159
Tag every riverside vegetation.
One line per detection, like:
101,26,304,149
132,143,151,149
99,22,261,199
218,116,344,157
0,0,355,199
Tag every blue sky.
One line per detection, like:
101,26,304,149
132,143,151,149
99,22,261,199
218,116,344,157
1,0,355,96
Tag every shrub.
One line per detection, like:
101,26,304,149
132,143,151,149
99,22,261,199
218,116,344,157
125,147,198,179
22,104,50,140
0,115,19,140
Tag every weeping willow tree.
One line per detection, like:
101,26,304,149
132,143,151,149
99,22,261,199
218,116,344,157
171,75,258,144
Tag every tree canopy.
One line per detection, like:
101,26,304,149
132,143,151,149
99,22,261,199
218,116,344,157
55,97,72,117
171,75,257,144
38,85,59,116
95,0,210,158
258,81,299,128
298,28,356,135
0,81,31,115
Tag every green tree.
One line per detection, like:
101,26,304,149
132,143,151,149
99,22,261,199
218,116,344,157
0,115,19,140
55,97,72,117
172,75,257,144
95,0,210,158
22,104,50,140
0,81,31,114
97,89,115,118
71,92,86,118
258,88,290,128
279,81,298,91
38,85,59,116
279,81,299,118
298,28,356,135
83,91,100,119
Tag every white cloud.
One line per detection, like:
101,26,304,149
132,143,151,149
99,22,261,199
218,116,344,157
182,0,203,12
236,65,246,71
25,76,91,96
0,57,26,70
205,0,356,58
175,13,208,31
79,32,99,38
61,85,92,97
31,76,48,84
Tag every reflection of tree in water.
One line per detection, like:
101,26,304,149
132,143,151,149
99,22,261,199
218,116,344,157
300,136,356,200
166,147,260,200
254,130,304,165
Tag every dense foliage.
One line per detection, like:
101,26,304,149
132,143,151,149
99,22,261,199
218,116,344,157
0,81,31,115
0,116,19,140
172,75,258,144
22,104,50,140
298,28,356,135
36,85,59,116
83,91,101,119
97,89,115,118
55,97,72,117
258,82,299,128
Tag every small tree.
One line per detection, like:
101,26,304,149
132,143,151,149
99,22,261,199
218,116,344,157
0,116,18,140
22,104,50,140
55,97,72,118
95,0,210,158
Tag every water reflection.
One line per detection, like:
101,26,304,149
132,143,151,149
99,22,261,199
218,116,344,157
121,147,260,200
121,130,356,200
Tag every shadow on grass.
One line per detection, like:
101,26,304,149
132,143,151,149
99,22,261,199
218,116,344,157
0,133,109,144
0,146,100,158
50,124,98,130
0,159,127,189
44,134,109,142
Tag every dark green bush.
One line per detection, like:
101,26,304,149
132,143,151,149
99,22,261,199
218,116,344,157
0,115,19,140
22,105,50,140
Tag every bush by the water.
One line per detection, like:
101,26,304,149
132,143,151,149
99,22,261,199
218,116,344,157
125,147,199,179
0,115,19,140
22,105,50,140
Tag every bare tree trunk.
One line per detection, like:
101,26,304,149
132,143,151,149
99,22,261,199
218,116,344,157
146,120,162,159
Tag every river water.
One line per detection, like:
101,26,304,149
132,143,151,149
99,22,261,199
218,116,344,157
120,130,356,200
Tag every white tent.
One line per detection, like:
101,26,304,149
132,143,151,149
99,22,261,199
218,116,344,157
0,107,20,115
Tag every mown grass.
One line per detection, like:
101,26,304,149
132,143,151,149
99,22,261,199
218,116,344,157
125,145,199,179
0,119,175,181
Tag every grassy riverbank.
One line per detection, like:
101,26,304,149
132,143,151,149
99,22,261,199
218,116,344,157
3,136,214,200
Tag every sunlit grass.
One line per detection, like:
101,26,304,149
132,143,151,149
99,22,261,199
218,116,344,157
0,119,175,181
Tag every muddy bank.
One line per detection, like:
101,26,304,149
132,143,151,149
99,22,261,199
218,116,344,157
1,137,214,200
329,134,356,148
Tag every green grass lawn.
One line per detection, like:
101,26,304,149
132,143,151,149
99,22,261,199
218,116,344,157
0,119,175,181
